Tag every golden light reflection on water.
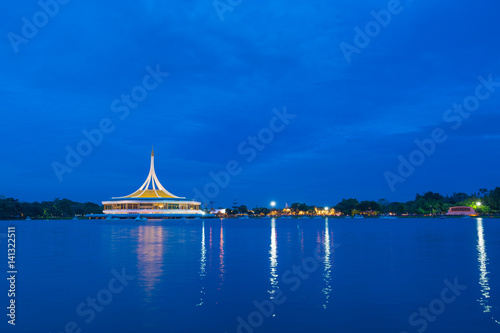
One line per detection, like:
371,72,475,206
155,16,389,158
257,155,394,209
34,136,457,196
136,225,164,301
209,226,213,251
476,218,500,325
269,218,279,299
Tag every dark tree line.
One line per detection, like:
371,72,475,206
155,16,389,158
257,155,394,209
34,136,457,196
224,187,500,217
0,197,103,219
334,187,500,216
226,205,249,215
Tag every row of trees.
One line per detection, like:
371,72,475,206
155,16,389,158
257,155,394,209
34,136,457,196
0,198,103,219
220,187,500,216
4,187,500,219
224,203,318,216
334,187,500,216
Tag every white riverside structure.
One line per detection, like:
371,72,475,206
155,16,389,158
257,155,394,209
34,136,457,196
90,149,206,219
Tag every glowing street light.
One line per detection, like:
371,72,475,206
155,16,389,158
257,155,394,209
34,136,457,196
477,202,482,206
270,201,276,207
324,206,329,211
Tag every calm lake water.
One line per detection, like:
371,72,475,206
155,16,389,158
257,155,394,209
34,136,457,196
1,217,499,333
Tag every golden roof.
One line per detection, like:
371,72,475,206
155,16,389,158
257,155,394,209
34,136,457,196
122,189,178,199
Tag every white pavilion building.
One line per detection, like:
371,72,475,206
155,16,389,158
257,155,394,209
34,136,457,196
94,148,204,219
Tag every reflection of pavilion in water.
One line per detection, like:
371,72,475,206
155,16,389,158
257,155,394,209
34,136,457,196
476,218,500,325
136,225,164,300
135,221,227,305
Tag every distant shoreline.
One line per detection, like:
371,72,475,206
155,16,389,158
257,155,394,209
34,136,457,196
1,215,498,221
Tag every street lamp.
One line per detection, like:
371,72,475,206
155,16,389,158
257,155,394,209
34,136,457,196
270,201,276,207
477,202,482,206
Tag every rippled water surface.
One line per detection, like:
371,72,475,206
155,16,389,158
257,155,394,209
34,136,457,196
1,217,499,333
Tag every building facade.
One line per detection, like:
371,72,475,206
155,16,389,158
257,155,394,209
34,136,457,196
446,206,477,216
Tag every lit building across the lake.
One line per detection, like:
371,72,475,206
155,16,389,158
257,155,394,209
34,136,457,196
446,206,477,216
99,148,204,218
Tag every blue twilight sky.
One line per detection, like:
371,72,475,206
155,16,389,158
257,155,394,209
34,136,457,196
1,0,500,208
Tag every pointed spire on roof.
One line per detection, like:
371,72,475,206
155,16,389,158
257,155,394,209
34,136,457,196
151,145,154,156
113,148,184,199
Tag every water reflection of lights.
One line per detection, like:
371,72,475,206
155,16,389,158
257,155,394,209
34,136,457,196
209,226,213,250
137,225,164,301
197,221,207,306
269,218,279,299
476,218,500,325
299,224,304,260
218,221,225,290
322,218,333,309
200,221,207,277
209,226,213,269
